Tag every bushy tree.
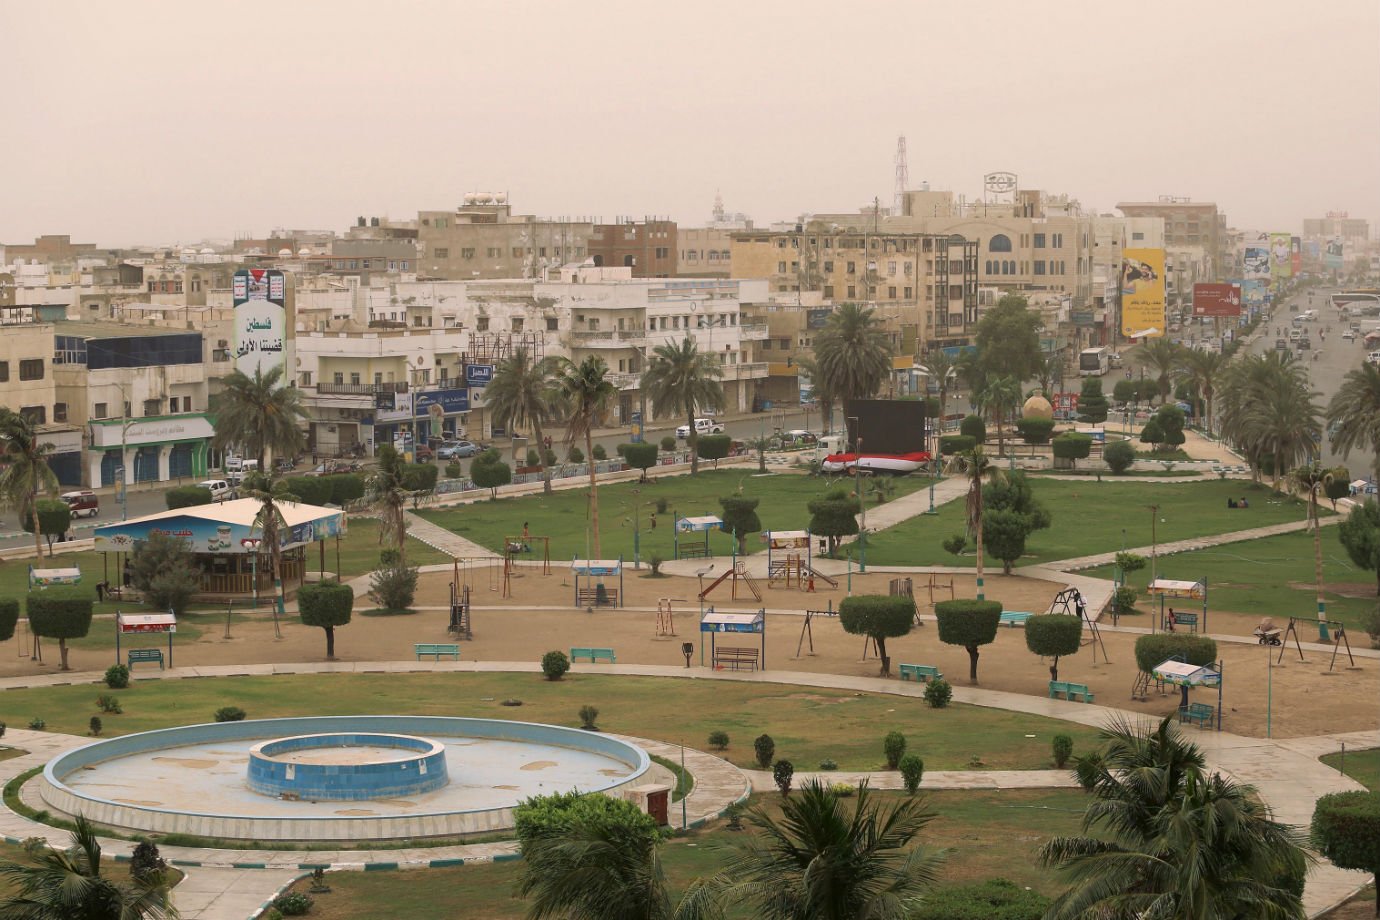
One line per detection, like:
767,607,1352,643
981,472,1051,574
1134,634,1218,674
401,462,439,492
367,549,418,614
0,598,18,643
297,580,354,659
718,495,761,554
975,294,1044,384
696,434,732,467
1015,417,1055,444
165,485,213,509
807,487,860,555
935,599,1002,683
1140,416,1165,449
960,415,986,443
128,530,200,615
939,434,976,455
1153,403,1186,449
1104,438,1136,474
1112,379,1138,404
27,588,94,671
1052,432,1092,470
1324,466,1352,510
1025,614,1083,681
1312,791,1380,914
839,595,915,677
1339,500,1380,596
20,498,72,553
469,449,512,499
622,442,658,482
1077,378,1109,424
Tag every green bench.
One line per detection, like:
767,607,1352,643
999,611,1032,628
126,648,164,670
414,643,460,661
1164,611,1199,633
570,647,616,664
898,663,942,683
1048,680,1095,703
1179,702,1215,728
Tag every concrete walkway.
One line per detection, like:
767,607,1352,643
403,510,498,560
743,768,1078,791
1052,516,1340,572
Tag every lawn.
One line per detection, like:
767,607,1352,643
418,470,934,562
1084,528,1379,631
0,672,1101,772
861,478,1320,569
289,787,1089,918
1321,747,1380,792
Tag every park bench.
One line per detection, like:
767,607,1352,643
1048,680,1095,703
126,648,164,670
1163,610,1199,633
414,643,460,661
898,663,943,683
999,611,1032,628
576,587,620,607
570,647,616,664
1179,702,1215,728
678,544,710,559
712,646,759,671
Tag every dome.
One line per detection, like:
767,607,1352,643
277,248,292,257
1022,395,1053,420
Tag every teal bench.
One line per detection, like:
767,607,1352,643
126,648,164,670
1048,680,1095,703
570,647,616,664
999,611,1032,628
1179,702,1215,728
898,663,942,683
414,643,460,661
1164,611,1199,633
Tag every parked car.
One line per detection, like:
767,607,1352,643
438,440,482,460
1275,338,1288,351
676,418,726,439
60,490,99,518
1367,351,1380,366
197,479,236,502
1341,329,1357,342
411,442,434,462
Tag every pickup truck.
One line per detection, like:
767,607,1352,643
676,418,726,439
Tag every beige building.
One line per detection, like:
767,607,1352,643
677,227,734,278
1116,198,1229,283
417,197,595,281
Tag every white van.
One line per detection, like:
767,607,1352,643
197,479,236,502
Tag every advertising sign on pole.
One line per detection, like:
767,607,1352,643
232,269,295,378
1192,283,1242,317
1120,248,1166,338
1269,233,1293,279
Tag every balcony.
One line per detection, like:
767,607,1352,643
725,362,769,379
316,381,409,396
569,330,648,349
738,323,770,340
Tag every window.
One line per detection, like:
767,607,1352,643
333,372,344,385
434,248,449,259
823,285,834,298
487,247,500,258
143,399,161,417
887,261,897,276
94,402,108,419
777,262,787,273
476,316,490,331
888,286,897,298
350,372,361,385
0,361,7,382
904,286,913,298
299,371,312,386
53,402,67,422
985,260,992,274
348,260,359,270
823,260,834,273
989,234,1012,252
847,261,856,274
511,318,524,332
434,217,449,228
461,248,475,259
20,406,44,425
546,317,559,331
847,285,856,298
170,398,179,414
374,372,383,385
19,359,43,380
1052,233,1063,248
762,340,772,350
1034,261,1047,275
401,261,409,271
655,247,668,259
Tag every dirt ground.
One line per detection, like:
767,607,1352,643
6,565,1375,741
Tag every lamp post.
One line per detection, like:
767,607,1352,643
1148,504,1161,583
241,537,262,609
848,415,865,573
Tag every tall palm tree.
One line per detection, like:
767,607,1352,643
364,445,410,565
1326,361,1380,482
795,355,838,434
210,365,306,470
247,474,298,636
1176,348,1226,435
0,409,59,560
0,814,178,918
640,336,725,475
978,376,1021,458
682,780,943,920
922,350,959,435
556,357,617,558
950,447,1001,601
1243,375,1322,492
486,348,562,494
1290,463,1335,632
1040,717,1309,920
1132,338,1182,404
814,303,893,409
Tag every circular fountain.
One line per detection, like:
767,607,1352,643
246,732,449,801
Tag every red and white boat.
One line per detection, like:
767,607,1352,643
821,451,931,474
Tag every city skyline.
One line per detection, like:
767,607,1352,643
2,0,1377,246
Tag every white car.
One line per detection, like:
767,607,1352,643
676,418,726,439
197,479,237,502
1367,351,1380,366
1341,330,1356,342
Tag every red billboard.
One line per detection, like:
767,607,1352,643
1192,283,1242,317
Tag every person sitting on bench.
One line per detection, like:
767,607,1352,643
1227,498,1237,509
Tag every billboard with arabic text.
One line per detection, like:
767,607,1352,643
232,269,296,380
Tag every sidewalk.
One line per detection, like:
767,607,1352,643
1053,516,1340,572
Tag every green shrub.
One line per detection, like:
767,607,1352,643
660,436,676,452
401,462,440,492
1052,432,1093,469
883,731,907,770
1015,417,1055,444
935,599,1003,683
839,595,915,677
367,559,418,614
1133,634,1218,674
1104,438,1136,474
515,790,658,850
622,442,659,479
648,554,664,576
0,598,17,644
214,706,246,722
591,443,608,461
910,878,1050,920
899,754,924,794
165,485,213,509
297,580,355,659
939,434,976,455
655,497,669,514
1115,551,1147,575
1024,614,1083,682
542,650,570,681
1111,586,1139,615
89,716,102,737
578,705,599,730
1074,751,1103,790
830,781,854,797
1052,734,1074,768
942,534,967,557
818,758,838,771
326,473,365,505
130,839,166,881
567,445,584,463
959,414,986,442
272,892,314,916
27,717,45,730
444,462,462,479
707,730,729,751
754,733,775,769
772,759,794,796
1365,607,1380,650
696,434,732,465
923,678,953,708
542,448,557,466
104,664,130,690
1311,791,1380,886
22,498,71,549
526,448,540,466
96,694,122,714
282,476,331,506
26,588,94,671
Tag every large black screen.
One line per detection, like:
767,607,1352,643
842,399,929,454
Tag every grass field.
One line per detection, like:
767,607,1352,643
1321,747,1380,792
289,787,1088,918
861,478,1320,568
0,672,1101,772
1084,528,1379,630
418,471,934,562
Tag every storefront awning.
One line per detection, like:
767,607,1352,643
93,498,344,554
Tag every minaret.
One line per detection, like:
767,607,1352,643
893,136,909,216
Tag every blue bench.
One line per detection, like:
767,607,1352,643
1179,702,1215,728
570,646,616,664
1049,680,1095,703
999,611,1032,628
898,663,942,683
127,648,164,670
414,643,460,661
1164,611,1199,633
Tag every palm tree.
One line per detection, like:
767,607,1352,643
518,817,675,920
0,409,59,560
364,445,410,565
486,348,562,494
1242,376,1322,492
1040,717,1309,920
682,780,943,920
1326,361,1380,482
950,447,1001,601
0,814,178,918
795,355,839,434
640,336,725,475
210,365,306,470
556,357,617,559
1290,463,1335,632
813,303,893,409
1132,339,1182,404
1176,348,1226,435
922,350,959,435
246,474,298,636
978,376,1021,458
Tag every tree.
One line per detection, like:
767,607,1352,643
1052,432,1092,470
935,599,1002,683
21,499,71,551
27,588,94,671
368,549,418,614
1131,339,1182,404
209,364,306,470
813,303,893,408
980,472,1050,574
0,599,17,644
1176,348,1226,435
1326,362,1380,482
1139,417,1164,450
1104,438,1135,474
297,580,354,659
1025,614,1083,681
486,348,562,494
718,496,761,555
0,408,59,560
469,449,512,499
959,414,986,443
1291,463,1336,628
245,474,299,631
1037,351,1066,399
365,446,410,564
1014,417,1054,445
1153,404,1186,450
695,434,732,468
1219,352,1312,483
951,448,1001,599
401,462,439,493
1324,466,1352,509
807,487,860,556
165,485,213,509
1339,500,1380,596
128,531,200,615
640,336,725,475
979,376,1021,457
1312,791,1380,918
1112,379,1138,405
974,295,1043,384
622,442,659,482
838,595,915,677
1076,378,1108,425
0,814,177,919
1133,634,1218,674
556,356,617,559
923,350,960,431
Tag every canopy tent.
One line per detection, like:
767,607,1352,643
28,566,81,589
115,612,177,668
1148,577,1210,633
699,609,766,669
1152,657,1223,729
674,515,723,560
571,558,624,608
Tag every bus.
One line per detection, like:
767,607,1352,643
1078,347,1109,377
1331,290,1380,311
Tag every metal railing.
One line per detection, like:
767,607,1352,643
316,381,409,395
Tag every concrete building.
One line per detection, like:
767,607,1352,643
587,219,677,277
0,234,99,265
1302,214,1370,243
416,197,595,281
1116,198,1229,283
677,227,735,278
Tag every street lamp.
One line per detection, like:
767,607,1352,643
1148,504,1162,583
240,537,262,609
848,415,866,573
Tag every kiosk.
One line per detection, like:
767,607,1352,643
1151,657,1222,730
674,516,722,560
699,608,766,669
115,612,177,669
1147,578,1208,633
572,558,624,608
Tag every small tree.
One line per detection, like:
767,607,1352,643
898,755,924,794
367,549,418,614
807,487,860,556
1077,378,1109,424
1051,734,1074,768
1112,379,1138,404
883,731,907,769
942,534,968,557
938,434,976,455
935,599,1002,684
753,733,775,769
27,588,94,671
592,443,608,462
622,442,658,482
980,472,1051,575
660,435,676,452
1103,438,1136,474
1339,500,1380,596
297,580,354,659
469,449,512,499
21,499,71,551
1015,417,1055,445
1133,634,1218,674
696,434,732,468
1139,417,1165,450
0,598,18,643
401,462,440,492
128,531,200,615
542,650,570,680
1311,791,1380,916
1324,467,1352,510
838,595,915,677
1153,404,1186,450
960,415,986,443
772,759,794,797
718,495,762,554
165,485,213,509
1115,551,1147,577
1052,432,1092,470
1024,613,1083,681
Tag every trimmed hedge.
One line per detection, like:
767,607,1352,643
935,599,1003,683
297,580,355,659
27,588,94,670
1052,432,1093,467
838,595,915,677
0,598,17,643
1024,613,1084,681
959,415,986,442
939,434,976,456
1311,791,1380,879
696,434,732,463
1015,417,1055,445
1104,439,1136,474
622,442,658,477
165,486,213,510
1133,633,1218,674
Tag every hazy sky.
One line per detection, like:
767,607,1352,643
3,0,1377,247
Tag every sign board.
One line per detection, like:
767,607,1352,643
1120,249,1165,338
118,613,177,634
90,415,215,449
984,171,1017,198
1192,283,1242,317
700,611,765,633
232,269,294,379
375,391,414,422
465,364,494,387
413,388,470,416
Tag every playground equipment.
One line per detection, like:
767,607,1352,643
449,582,472,639
655,597,680,637
699,608,766,669
1048,586,1108,663
1147,578,1208,633
502,534,552,575
1327,626,1357,672
794,601,836,658
572,558,624,608
698,559,762,602
922,573,954,606
674,515,722,560
764,531,838,592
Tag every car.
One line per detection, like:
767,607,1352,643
1367,351,1380,366
410,442,434,462
60,490,99,518
437,440,482,459
197,479,236,502
676,418,726,439
1275,338,1288,351
1297,338,1311,351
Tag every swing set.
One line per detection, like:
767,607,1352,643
764,530,838,592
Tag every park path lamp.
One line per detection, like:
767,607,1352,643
240,537,262,609
1148,504,1161,583
848,416,866,573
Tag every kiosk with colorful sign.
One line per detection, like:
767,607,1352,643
1147,578,1209,633
115,612,177,669
571,558,624,608
674,515,723,560
699,609,766,669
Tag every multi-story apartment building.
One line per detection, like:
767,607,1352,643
677,228,734,278
586,219,677,277
1302,214,1369,243
1115,198,1228,284
416,196,595,281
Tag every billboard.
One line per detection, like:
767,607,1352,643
1244,246,1270,280
1325,238,1344,270
1269,233,1292,279
413,388,471,416
1120,248,1166,338
1192,283,1242,317
1240,279,1268,308
232,269,295,379
465,364,494,387
1290,236,1302,276
841,399,928,455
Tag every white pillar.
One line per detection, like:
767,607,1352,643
157,445,171,482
